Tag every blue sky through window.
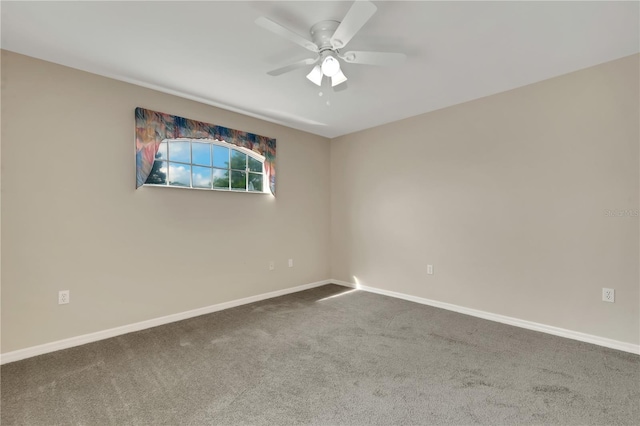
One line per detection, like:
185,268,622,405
192,143,211,166
213,146,229,168
169,141,190,163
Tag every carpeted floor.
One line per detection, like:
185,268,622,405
1,284,638,425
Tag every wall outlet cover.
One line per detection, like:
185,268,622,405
602,288,615,303
58,290,70,305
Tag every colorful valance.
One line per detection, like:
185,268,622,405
135,107,276,195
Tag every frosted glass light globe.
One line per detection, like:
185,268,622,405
321,56,341,77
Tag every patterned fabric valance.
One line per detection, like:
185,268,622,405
135,107,276,195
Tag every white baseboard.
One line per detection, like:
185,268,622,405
0,279,332,365
331,279,640,355
4,278,637,364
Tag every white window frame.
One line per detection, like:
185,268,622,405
145,138,269,194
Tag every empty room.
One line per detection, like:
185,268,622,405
1,1,638,425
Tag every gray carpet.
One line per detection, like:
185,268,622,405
1,284,638,425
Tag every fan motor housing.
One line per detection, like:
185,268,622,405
310,20,340,51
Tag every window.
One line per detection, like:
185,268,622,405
135,108,276,195
145,139,267,193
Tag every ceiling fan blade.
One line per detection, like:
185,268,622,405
255,17,318,53
339,51,406,66
267,58,318,76
330,1,377,49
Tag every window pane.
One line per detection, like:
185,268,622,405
230,150,247,171
212,168,229,189
156,142,168,161
213,146,229,169
192,142,211,166
192,166,212,188
230,170,246,190
248,156,262,172
145,160,167,185
168,163,191,187
169,141,190,163
248,172,263,192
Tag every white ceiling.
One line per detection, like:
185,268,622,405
2,1,638,138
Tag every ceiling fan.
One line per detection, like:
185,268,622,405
256,1,406,88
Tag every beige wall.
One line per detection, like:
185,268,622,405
331,55,640,345
1,51,331,353
2,51,638,354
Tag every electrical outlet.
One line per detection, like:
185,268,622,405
288,259,293,268
602,288,615,303
58,290,70,305
269,261,275,271
427,265,434,275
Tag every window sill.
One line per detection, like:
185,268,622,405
142,184,272,195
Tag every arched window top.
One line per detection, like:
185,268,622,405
172,138,266,163
135,107,276,195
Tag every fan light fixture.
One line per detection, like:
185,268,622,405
306,65,323,86
321,55,341,77
306,53,347,87
331,70,348,87
258,1,407,91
